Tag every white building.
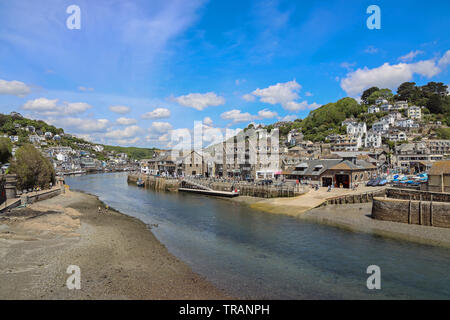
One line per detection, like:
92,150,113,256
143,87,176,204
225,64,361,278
380,104,393,112
93,145,104,152
9,136,19,143
365,130,382,148
44,132,53,139
372,121,389,133
396,118,418,128
407,106,421,120
380,114,396,126
375,98,388,105
346,122,367,137
368,105,380,114
56,153,68,162
29,135,41,144
394,101,408,110
388,130,407,142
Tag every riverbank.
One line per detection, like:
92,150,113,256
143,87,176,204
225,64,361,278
302,203,450,248
0,189,229,299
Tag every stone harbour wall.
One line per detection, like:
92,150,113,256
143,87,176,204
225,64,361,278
372,197,450,228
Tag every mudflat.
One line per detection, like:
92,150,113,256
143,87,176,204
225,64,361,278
0,190,229,299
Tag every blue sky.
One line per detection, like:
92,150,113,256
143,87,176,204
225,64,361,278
0,0,449,148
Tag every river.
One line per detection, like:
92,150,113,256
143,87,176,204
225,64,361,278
65,172,450,299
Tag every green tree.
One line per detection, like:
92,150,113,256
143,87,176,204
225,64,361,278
367,88,393,105
9,144,55,190
421,82,448,97
426,94,444,114
0,137,12,164
361,86,379,104
396,82,417,101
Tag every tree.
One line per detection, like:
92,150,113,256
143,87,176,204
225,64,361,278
421,82,448,98
426,94,443,114
9,144,55,190
361,87,379,104
396,82,417,101
0,137,12,164
367,88,393,105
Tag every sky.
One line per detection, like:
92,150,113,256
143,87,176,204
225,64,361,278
0,0,449,149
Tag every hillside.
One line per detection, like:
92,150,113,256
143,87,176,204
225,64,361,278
0,113,160,160
257,81,450,143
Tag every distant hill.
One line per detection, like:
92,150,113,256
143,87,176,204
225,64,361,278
0,113,161,160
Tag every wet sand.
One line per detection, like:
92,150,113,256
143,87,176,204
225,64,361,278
302,203,450,248
0,190,229,299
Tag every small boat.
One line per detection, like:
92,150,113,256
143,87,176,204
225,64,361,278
136,179,145,187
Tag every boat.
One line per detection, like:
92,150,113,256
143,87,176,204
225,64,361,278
136,179,145,187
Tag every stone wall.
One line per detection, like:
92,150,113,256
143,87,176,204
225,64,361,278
385,188,450,202
372,197,450,228
127,174,179,192
21,187,63,205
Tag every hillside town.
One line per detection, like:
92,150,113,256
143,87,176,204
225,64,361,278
139,97,449,191
0,112,140,176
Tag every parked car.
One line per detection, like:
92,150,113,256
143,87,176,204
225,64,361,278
377,179,388,186
366,178,378,186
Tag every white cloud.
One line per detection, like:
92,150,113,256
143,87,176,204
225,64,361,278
105,125,143,139
141,108,171,119
221,109,254,123
64,102,92,115
23,98,58,111
284,101,320,111
115,137,141,145
251,80,301,106
22,98,92,116
203,116,213,126
109,105,131,114
281,115,298,121
305,91,313,97
438,50,450,67
0,79,31,97
398,50,423,62
149,121,173,134
257,109,278,119
242,93,256,102
243,80,316,111
340,57,445,96
173,92,225,110
50,118,109,133
116,117,137,126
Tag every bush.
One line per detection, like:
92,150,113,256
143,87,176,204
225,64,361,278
0,137,12,164
9,144,55,190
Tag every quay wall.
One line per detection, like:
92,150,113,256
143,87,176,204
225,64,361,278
127,174,179,192
372,197,450,228
323,189,386,206
128,174,306,198
385,188,450,203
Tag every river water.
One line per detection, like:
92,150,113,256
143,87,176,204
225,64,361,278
65,172,450,299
